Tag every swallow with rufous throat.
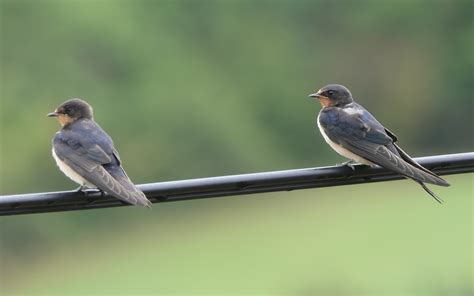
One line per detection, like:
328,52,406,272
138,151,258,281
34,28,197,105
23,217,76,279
48,98,152,207
309,84,449,203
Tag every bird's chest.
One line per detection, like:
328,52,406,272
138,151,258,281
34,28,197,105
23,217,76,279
317,117,349,156
52,148,95,188
317,113,374,166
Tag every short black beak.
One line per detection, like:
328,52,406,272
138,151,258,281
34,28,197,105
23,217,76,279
308,93,320,98
47,112,58,117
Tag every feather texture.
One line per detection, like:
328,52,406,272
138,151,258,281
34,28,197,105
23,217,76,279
318,102,449,202
52,119,151,207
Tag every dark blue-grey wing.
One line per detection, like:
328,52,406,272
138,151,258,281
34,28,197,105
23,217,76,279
377,127,448,186
53,132,151,207
320,108,449,186
392,143,449,186
105,150,152,207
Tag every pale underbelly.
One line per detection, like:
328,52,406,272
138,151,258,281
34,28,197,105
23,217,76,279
317,119,375,166
52,148,96,188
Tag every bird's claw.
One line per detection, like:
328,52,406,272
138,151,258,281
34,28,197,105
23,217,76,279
75,186,105,197
339,160,357,171
75,185,87,192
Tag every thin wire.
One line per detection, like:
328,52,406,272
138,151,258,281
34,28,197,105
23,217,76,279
1,152,473,216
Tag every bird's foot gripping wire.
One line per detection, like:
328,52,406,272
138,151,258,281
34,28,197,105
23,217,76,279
339,160,357,171
75,185,87,192
75,186,105,197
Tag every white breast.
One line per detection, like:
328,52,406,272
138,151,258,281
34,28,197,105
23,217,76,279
317,114,374,166
52,148,96,188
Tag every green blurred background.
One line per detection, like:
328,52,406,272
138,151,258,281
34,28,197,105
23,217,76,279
1,0,473,295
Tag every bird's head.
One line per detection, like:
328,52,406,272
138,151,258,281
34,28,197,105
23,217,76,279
48,98,93,126
309,84,353,107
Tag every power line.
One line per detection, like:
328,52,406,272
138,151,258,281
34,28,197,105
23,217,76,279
1,152,473,216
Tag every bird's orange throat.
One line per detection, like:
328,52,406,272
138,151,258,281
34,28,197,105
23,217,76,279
318,96,332,107
57,114,74,126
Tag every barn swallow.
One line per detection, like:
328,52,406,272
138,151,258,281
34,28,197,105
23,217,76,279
309,84,450,203
48,98,152,207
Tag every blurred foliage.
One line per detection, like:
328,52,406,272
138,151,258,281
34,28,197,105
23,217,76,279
0,0,472,295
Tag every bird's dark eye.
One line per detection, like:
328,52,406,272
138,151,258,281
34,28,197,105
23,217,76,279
327,90,335,96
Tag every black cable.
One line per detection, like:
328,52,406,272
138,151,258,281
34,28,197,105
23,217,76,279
1,152,473,216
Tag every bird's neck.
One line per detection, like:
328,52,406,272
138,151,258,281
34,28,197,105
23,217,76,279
61,117,88,129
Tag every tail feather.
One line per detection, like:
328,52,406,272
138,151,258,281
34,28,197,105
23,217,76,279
84,166,152,207
131,190,152,208
393,144,450,187
417,181,443,204
113,174,152,208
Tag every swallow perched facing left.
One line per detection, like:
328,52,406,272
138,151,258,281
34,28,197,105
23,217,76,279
309,84,450,203
48,98,152,207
